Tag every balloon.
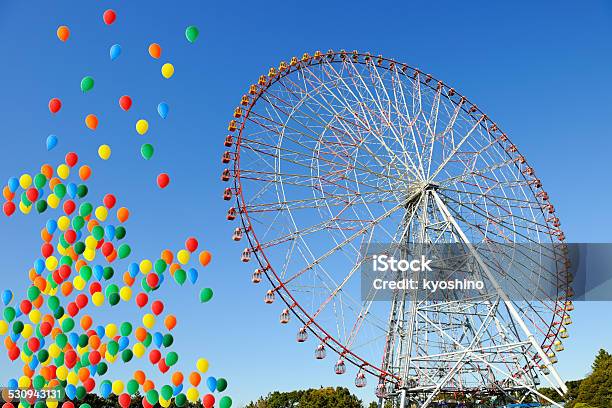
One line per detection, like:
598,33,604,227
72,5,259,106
216,378,228,392
185,26,199,43
196,358,209,373
85,114,99,130
98,145,111,160
148,43,161,59
185,238,198,252
141,144,154,160
151,300,164,315
136,119,149,135
103,9,117,25
161,63,174,79
49,98,62,114
57,25,70,42
157,173,170,189
119,95,132,111
1,289,13,305
164,315,176,330
199,251,212,266
110,44,122,61
46,135,58,151
206,377,217,393
157,102,169,119
3,202,15,216
80,76,94,93
199,288,213,303
187,268,198,284
118,393,131,408
202,394,215,408
219,396,233,408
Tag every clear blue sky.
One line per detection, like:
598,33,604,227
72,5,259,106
0,0,611,406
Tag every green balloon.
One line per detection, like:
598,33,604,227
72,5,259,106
92,225,104,240
79,202,93,217
127,379,139,395
146,389,159,405
37,349,49,363
60,255,72,266
185,26,199,43
78,334,89,348
162,334,173,348
141,143,154,160
52,306,64,319
21,192,31,206
80,265,92,280
174,393,187,407
154,259,167,274
97,362,108,376
34,402,45,408
3,306,16,322
55,333,67,348
12,320,24,334
115,226,126,240
76,386,87,400
105,284,119,296
74,242,86,255
219,396,233,408
175,269,187,285
47,295,60,311
36,200,48,213
118,244,131,259
216,378,228,392
121,349,133,362
81,76,94,92
34,173,47,189
61,317,74,332
143,333,152,348
27,286,41,301
199,287,213,303
72,215,85,231
76,184,88,198
120,322,133,336
53,183,66,198
103,266,115,280
160,385,173,401
165,351,178,366
108,340,119,356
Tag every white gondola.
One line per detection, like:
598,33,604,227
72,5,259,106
296,327,308,343
251,269,262,284
232,227,243,241
264,290,275,304
314,344,326,360
241,248,251,262
334,359,346,375
355,372,367,388
280,308,290,324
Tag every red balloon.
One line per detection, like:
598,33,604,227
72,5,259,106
151,300,164,316
64,350,77,368
67,302,79,317
146,273,159,289
41,243,54,258
158,359,169,373
103,9,117,25
157,173,170,189
20,300,32,315
8,346,19,361
149,349,161,364
3,402,15,408
26,188,39,202
52,270,63,285
28,337,40,352
185,237,199,253
88,282,102,295
89,350,101,365
103,194,117,209
49,98,62,114
63,200,76,215
83,377,96,393
3,201,16,216
59,265,71,280
64,230,77,244
62,402,75,408
119,96,132,111
65,152,79,167
136,292,149,308
76,293,89,308
101,242,114,257
40,321,52,336
118,394,131,408
202,394,215,408
142,398,153,408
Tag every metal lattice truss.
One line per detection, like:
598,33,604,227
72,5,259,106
220,50,574,407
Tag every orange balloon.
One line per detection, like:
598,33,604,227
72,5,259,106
199,251,212,267
188,372,201,387
41,164,54,179
34,276,47,292
148,43,161,59
134,370,146,385
134,327,147,343
142,380,155,392
85,114,99,130
42,314,55,326
87,219,99,232
48,178,61,191
89,335,101,350
79,165,92,181
75,260,87,271
78,367,90,382
164,315,177,331
61,282,74,297
4,337,14,350
171,372,184,387
80,315,93,331
117,207,130,223
161,250,174,265
98,343,107,356
169,263,180,276
123,272,135,286
2,186,14,201
51,328,62,339
32,296,43,309
23,365,35,378
107,250,117,263
41,229,53,243
29,269,38,283
57,26,70,42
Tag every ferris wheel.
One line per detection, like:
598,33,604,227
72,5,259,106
221,50,573,408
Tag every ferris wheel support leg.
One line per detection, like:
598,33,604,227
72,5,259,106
399,389,407,408
430,191,568,395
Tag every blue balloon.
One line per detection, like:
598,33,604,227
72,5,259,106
67,183,77,199
7,177,18,193
129,262,139,278
110,44,122,61
206,377,217,393
153,332,163,348
68,333,79,348
7,378,18,390
65,384,76,400
15,309,22,318
96,325,106,338
173,384,183,396
34,258,45,274
90,364,97,376
46,134,58,151
118,336,129,350
158,273,165,285
157,102,169,119
100,381,112,398
93,265,104,281
46,219,57,234
188,268,199,284
29,356,39,370
1,289,13,305
105,225,116,240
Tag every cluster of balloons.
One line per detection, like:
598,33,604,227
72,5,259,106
0,154,231,407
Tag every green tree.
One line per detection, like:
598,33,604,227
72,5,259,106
246,387,363,408
566,348,612,408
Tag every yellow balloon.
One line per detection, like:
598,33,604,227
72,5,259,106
73,276,86,291
160,398,171,408
92,292,105,307
57,244,67,256
29,309,41,324
177,249,190,265
77,345,88,355
0,320,8,335
21,324,33,339
18,376,31,388
19,174,32,189
47,194,60,209
66,371,78,385
56,366,68,381
119,286,132,302
136,119,149,135
196,357,209,373
49,343,61,359
142,313,155,329
56,164,70,180
186,388,199,402
133,342,145,358
106,351,118,363
95,206,108,222
98,144,111,160
112,380,124,395
84,247,96,261
57,216,70,231
19,201,31,214
46,400,58,408
105,323,118,338
45,256,58,271
140,259,153,274
21,350,32,363
161,63,175,79
85,235,98,249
